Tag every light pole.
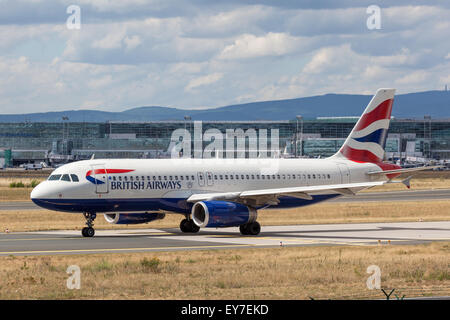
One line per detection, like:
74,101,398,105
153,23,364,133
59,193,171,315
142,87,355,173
296,115,303,157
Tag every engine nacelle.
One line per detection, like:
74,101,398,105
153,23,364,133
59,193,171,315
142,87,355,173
104,212,165,225
191,201,257,228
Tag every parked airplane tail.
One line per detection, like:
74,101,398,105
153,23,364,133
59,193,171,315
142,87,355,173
331,88,395,163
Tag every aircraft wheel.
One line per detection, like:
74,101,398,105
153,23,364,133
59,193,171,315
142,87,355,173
180,219,200,233
247,221,261,235
82,227,95,237
180,219,189,232
188,220,200,233
86,227,95,237
240,222,260,236
239,224,249,235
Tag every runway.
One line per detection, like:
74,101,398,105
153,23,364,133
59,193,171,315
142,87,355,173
1,188,450,211
1,221,449,256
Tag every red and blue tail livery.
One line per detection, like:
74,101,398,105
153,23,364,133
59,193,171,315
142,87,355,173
335,88,395,163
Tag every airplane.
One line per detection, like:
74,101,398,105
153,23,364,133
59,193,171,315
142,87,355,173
30,88,439,237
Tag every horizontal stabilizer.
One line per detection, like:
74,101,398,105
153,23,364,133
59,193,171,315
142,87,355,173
367,165,442,175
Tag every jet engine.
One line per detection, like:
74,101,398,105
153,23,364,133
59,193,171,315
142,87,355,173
191,201,257,228
104,212,165,225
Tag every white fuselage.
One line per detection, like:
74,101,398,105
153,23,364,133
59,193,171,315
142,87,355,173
30,158,383,215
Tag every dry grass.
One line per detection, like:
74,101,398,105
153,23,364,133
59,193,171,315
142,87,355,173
0,242,448,299
0,174,449,202
1,200,449,233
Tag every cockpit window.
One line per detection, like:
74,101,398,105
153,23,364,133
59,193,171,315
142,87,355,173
61,174,71,182
70,174,79,182
48,174,62,181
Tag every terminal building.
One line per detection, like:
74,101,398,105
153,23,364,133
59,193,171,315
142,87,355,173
0,117,449,167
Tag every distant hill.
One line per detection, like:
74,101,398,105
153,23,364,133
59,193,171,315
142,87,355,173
0,90,449,122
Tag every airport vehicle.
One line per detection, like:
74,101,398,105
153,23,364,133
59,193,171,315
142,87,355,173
23,163,43,170
31,89,437,237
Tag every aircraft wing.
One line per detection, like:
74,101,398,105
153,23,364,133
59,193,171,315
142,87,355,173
367,165,442,175
186,181,386,207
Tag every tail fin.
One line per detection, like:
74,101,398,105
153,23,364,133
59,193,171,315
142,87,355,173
332,88,395,163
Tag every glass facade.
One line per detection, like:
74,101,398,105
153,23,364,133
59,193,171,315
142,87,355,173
0,118,449,165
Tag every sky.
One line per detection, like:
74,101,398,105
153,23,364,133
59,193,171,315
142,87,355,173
0,0,449,113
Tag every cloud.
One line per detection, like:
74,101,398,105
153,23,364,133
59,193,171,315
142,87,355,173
185,73,223,92
0,1,449,113
218,32,302,60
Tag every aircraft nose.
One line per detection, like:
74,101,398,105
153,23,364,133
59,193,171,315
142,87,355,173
30,183,44,200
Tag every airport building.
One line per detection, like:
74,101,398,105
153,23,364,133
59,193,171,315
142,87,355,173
0,117,449,166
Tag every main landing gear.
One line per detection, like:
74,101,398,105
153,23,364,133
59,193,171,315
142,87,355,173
82,212,96,237
180,218,200,233
239,221,261,236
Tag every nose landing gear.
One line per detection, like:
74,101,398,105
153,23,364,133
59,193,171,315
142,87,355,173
82,212,96,237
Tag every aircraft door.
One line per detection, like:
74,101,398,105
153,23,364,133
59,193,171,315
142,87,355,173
197,172,205,187
206,171,214,186
336,163,350,184
91,164,108,193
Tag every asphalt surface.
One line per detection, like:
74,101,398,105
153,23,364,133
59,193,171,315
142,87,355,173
1,221,449,256
1,188,449,211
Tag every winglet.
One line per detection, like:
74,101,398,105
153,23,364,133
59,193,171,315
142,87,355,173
402,176,413,189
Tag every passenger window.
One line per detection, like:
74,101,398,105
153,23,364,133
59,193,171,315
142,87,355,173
191,175,195,180
327,174,331,179
48,174,62,181
246,175,249,179
180,176,184,180
70,174,79,182
261,175,265,180
220,175,223,180
185,176,189,180
130,176,134,181
112,176,116,181
175,176,178,180
251,175,255,179
61,174,71,182
256,175,260,179
277,175,280,179
230,175,234,180
169,176,173,180
119,176,122,181
235,175,239,180
214,175,218,180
